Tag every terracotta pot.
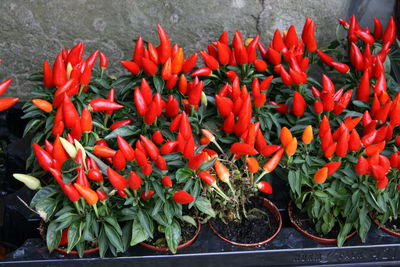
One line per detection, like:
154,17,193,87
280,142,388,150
39,220,99,255
209,197,282,247
288,201,356,245
140,221,201,252
370,213,400,238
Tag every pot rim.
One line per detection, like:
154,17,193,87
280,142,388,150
39,220,99,255
208,197,282,247
140,220,201,252
288,200,356,245
370,212,400,238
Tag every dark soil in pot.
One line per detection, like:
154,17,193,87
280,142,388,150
290,203,339,239
141,220,200,251
209,197,280,245
371,214,400,238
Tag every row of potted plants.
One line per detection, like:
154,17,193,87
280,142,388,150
9,14,400,257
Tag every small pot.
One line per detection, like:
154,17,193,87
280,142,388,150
370,213,400,238
288,201,356,245
209,197,282,247
39,221,99,255
140,221,201,252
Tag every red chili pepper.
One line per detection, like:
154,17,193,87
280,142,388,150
104,89,116,115
80,64,93,86
253,59,268,72
350,43,364,71
52,53,66,87
133,36,144,66
280,66,293,86
188,152,206,170
155,155,167,170
0,98,19,112
191,67,212,77
80,107,92,132
199,171,216,186
44,140,53,155
215,95,233,117
374,74,387,96
223,112,235,133
89,99,123,112
361,130,377,147
127,171,142,191
140,135,160,161
157,24,171,64
42,61,53,88
169,113,182,132
356,30,375,45
132,88,147,116
141,190,155,200
141,58,158,76
257,181,272,194
62,94,79,129
173,191,194,204
33,143,53,171
112,150,125,171
302,17,317,52
182,53,198,73
141,163,152,176
159,176,172,187
216,41,230,65
383,17,396,46
230,142,258,156
324,161,341,176
247,35,260,62
200,50,219,70
88,169,104,182
94,145,116,158
188,81,203,106
70,118,82,140
116,135,135,161
356,71,370,102
120,60,140,75
160,141,178,155
355,156,369,175
108,120,131,131
332,62,350,73
292,91,306,116
317,50,334,66
373,17,383,40
183,137,195,159
96,189,107,201
107,167,127,190
152,130,164,145
374,101,392,123
52,136,68,170
348,129,361,152
179,111,192,139
285,25,299,48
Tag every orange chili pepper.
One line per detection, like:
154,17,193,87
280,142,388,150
314,167,328,184
263,147,284,173
32,99,52,113
302,125,313,144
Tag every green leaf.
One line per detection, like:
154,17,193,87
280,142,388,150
93,77,112,89
104,217,123,236
194,196,216,217
199,157,217,171
122,221,132,251
130,219,150,246
30,185,58,208
138,208,154,238
61,159,81,173
23,119,43,137
75,242,85,258
152,180,166,202
337,222,352,247
153,76,164,92
98,227,108,258
67,221,82,253
163,201,174,224
182,216,197,227
104,126,139,140
288,170,301,196
165,220,181,254
104,223,124,252
175,168,194,183
46,221,61,252
35,198,58,222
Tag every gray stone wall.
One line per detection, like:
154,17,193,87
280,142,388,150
0,0,395,99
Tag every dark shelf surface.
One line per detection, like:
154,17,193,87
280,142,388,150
2,222,400,267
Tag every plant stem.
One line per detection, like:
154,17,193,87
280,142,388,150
92,204,99,218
